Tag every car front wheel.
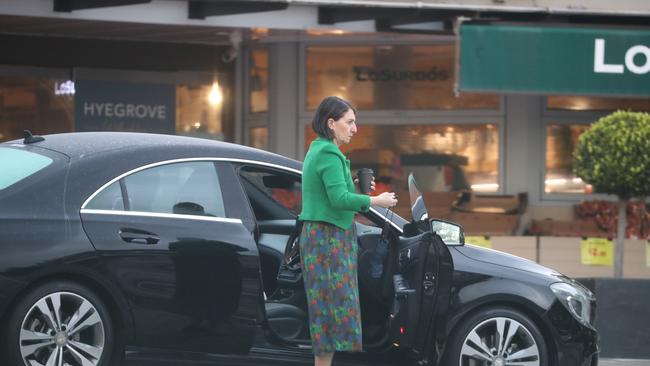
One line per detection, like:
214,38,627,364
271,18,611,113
444,307,548,366
4,281,116,366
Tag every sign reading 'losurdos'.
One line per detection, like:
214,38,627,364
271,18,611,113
459,24,650,97
594,38,650,75
353,66,449,82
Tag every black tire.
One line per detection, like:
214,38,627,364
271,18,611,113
443,306,548,366
4,281,117,366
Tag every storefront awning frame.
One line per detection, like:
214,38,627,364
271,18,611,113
259,0,650,17
2,0,649,38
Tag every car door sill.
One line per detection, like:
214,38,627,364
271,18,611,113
250,345,400,366
125,346,312,365
125,346,385,365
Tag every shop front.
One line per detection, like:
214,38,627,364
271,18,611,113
0,33,237,145
239,27,649,277
243,30,649,222
0,69,235,144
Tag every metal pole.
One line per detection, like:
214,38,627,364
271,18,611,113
615,200,627,278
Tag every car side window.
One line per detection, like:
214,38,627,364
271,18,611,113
123,161,226,217
240,168,302,218
86,181,124,211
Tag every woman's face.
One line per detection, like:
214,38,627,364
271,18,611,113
327,108,357,146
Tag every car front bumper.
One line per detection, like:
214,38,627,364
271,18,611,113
545,301,599,366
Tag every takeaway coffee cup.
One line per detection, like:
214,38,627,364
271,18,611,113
357,168,374,194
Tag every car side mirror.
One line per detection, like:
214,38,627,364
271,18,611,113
430,219,465,246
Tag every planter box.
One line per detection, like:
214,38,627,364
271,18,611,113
578,278,650,359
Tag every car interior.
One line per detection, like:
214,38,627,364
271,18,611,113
238,166,428,350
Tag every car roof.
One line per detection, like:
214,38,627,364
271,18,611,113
8,132,255,158
5,132,302,171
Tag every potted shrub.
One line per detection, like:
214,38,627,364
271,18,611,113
573,110,650,277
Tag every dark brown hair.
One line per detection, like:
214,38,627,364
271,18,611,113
311,96,357,139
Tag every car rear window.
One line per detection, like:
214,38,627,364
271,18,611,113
0,147,53,190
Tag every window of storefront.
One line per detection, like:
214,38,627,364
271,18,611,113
305,123,499,193
543,95,649,195
176,80,233,142
545,123,590,194
249,126,268,150
0,74,74,142
305,44,499,111
547,96,650,111
249,48,269,114
244,48,269,150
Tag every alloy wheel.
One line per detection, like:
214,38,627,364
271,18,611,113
19,291,105,366
458,316,541,366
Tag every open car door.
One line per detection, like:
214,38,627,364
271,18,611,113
388,174,454,362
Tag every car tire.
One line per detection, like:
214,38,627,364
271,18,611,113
443,306,548,366
4,281,117,366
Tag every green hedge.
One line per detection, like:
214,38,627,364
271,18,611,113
573,110,650,200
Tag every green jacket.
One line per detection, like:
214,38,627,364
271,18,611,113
299,137,371,229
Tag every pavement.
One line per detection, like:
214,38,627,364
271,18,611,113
600,360,650,366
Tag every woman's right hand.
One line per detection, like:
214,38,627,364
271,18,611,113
370,192,398,208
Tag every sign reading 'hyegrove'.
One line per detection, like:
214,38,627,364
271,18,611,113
75,80,175,133
459,24,650,97
83,102,168,120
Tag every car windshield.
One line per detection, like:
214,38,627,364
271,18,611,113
408,173,428,222
0,147,53,190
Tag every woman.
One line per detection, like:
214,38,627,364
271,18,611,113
299,96,397,366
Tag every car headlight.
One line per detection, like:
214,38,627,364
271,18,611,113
550,281,595,328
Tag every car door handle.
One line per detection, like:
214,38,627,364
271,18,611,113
119,229,160,245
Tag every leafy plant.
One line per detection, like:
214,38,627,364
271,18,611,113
573,110,650,277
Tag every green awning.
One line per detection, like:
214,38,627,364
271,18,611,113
459,24,650,97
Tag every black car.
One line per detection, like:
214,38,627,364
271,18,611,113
0,132,598,366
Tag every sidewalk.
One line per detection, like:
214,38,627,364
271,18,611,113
601,359,650,366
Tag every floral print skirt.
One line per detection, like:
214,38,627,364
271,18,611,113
299,221,363,356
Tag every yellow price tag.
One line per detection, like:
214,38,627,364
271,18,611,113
580,238,613,266
466,235,493,249
646,241,650,268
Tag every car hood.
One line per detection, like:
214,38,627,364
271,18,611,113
454,244,563,278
